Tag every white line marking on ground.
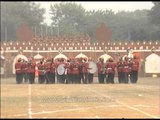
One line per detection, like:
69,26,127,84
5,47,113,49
14,104,116,117
28,84,32,118
14,113,28,117
83,86,159,118
135,84,159,90
95,116,100,118
133,105,150,108
30,105,114,115
117,101,158,118
13,104,157,117
14,84,159,118
32,108,86,115
108,105,119,107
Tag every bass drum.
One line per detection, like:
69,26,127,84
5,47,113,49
57,64,65,75
88,61,97,74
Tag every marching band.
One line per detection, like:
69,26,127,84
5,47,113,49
15,55,139,84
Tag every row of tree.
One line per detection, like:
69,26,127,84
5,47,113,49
1,2,160,42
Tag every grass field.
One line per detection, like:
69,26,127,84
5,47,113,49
1,77,160,118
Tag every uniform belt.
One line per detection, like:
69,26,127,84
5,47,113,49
16,69,21,70
124,66,129,68
107,68,112,70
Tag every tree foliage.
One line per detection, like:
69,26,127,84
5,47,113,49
148,2,160,26
49,2,159,42
148,2,160,39
1,2,45,41
1,2,159,42
50,2,86,35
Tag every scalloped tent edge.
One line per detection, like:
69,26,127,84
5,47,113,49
34,53,43,59
99,53,112,63
54,53,68,60
75,53,88,59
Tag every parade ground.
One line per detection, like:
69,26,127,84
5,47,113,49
1,77,160,118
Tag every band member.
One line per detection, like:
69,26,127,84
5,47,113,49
65,58,71,84
130,56,139,83
105,58,116,84
57,58,66,84
72,58,80,84
37,58,45,84
82,58,89,84
27,59,36,84
69,58,75,84
15,58,23,84
117,57,124,83
128,58,133,82
97,58,105,84
44,58,52,84
78,58,84,84
88,57,94,84
22,59,28,83
122,56,130,83
54,59,59,83
50,58,56,84
105,59,109,83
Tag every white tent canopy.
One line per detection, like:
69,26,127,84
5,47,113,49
12,54,28,74
0,55,5,60
54,53,67,60
99,54,112,63
34,53,43,59
75,53,88,59
0,51,5,60
0,54,5,75
145,53,160,73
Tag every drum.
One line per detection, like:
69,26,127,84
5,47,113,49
88,62,97,74
57,64,65,75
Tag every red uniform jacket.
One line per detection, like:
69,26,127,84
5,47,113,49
105,62,116,74
131,59,139,71
66,62,71,75
22,62,28,73
37,63,45,75
128,61,133,73
15,62,23,74
44,61,52,73
78,62,83,74
72,62,79,75
27,63,36,73
50,63,56,74
117,61,124,72
123,61,129,73
97,62,105,74
82,62,89,74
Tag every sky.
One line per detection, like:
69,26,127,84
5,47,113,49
36,2,154,25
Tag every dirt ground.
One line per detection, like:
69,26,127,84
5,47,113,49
1,77,160,118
